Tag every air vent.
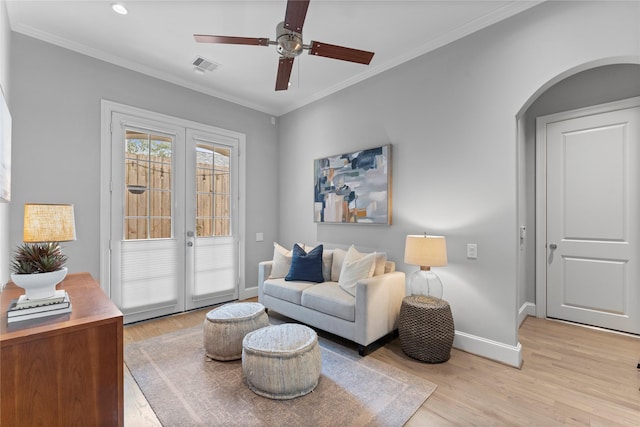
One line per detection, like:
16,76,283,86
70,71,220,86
192,56,220,73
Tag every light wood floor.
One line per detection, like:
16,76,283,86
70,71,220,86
124,307,640,426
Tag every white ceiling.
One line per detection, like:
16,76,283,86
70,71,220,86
6,0,542,116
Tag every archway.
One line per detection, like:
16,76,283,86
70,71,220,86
515,59,640,338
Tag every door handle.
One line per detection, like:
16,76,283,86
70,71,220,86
187,241,193,247
549,243,557,250
187,231,195,237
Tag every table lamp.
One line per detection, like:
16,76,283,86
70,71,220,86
404,234,447,299
10,203,76,300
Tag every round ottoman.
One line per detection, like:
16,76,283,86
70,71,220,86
398,295,455,363
242,323,322,400
203,302,269,361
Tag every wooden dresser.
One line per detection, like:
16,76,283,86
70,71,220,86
1,273,124,426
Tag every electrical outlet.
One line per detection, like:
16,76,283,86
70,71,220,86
467,243,478,259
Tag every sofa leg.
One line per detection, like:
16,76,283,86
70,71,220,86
358,345,368,357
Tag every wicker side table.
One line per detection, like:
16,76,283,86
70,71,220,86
398,295,455,363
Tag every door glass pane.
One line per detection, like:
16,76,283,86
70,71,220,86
125,130,173,240
125,218,147,240
196,144,231,237
196,218,213,237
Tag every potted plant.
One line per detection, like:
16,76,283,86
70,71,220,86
10,242,69,300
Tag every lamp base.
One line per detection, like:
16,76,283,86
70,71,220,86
409,268,443,299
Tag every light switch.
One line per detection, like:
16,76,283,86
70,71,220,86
467,243,477,259
256,232,264,242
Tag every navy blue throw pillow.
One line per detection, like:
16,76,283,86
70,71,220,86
285,244,324,283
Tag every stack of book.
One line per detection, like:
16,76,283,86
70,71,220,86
7,290,72,324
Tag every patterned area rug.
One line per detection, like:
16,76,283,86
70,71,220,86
125,324,436,427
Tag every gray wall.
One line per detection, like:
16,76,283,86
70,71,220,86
519,64,640,310
4,0,639,365
8,33,279,292
277,0,640,358
0,0,11,286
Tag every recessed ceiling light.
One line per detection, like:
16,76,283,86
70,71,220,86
111,3,128,15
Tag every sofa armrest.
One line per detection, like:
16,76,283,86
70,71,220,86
354,271,406,346
258,261,273,302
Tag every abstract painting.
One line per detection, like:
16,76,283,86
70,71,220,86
314,144,391,224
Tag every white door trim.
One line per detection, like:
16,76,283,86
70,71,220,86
100,99,246,301
535,96,640,318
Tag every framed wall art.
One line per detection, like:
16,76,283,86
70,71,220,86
0,87,11,203
314,144,391,225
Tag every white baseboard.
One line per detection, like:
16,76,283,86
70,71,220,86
239,286,258,300
453,331,522,368
519,302,536,327
249,284,524,368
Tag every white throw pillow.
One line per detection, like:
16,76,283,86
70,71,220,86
269,242,294,279
338,246,376,296
331,248,347,282
332,246,386,280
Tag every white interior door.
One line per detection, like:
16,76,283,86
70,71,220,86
545,104,639,334
103,103,242,323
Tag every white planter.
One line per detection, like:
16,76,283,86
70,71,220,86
10,267,68,300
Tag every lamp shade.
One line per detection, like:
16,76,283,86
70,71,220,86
404,235,447,267
23,203,76,242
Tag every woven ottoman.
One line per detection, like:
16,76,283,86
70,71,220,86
203,302,269,361
242,323,322,400
398,295,455,363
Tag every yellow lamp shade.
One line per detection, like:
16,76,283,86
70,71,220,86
23,203,76,242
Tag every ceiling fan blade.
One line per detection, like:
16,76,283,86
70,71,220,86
309,41,374,65
275,57,295,91
194,35,269,46
284,0,310,33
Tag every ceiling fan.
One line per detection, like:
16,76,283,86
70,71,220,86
194,0,375,91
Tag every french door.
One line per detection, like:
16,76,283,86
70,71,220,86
102,102,243,323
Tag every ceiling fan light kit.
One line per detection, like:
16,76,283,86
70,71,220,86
275,22,304,58
194,0,374,91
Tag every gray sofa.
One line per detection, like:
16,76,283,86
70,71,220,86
258,245,406,355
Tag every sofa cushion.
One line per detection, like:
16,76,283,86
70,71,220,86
301,282,355,322
263,278,314,305
285,244,324,283
384,261,396,274
331,248,347,282
322,250,333,282
338,247,376,296
372,252,388,276
305,245,333,282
